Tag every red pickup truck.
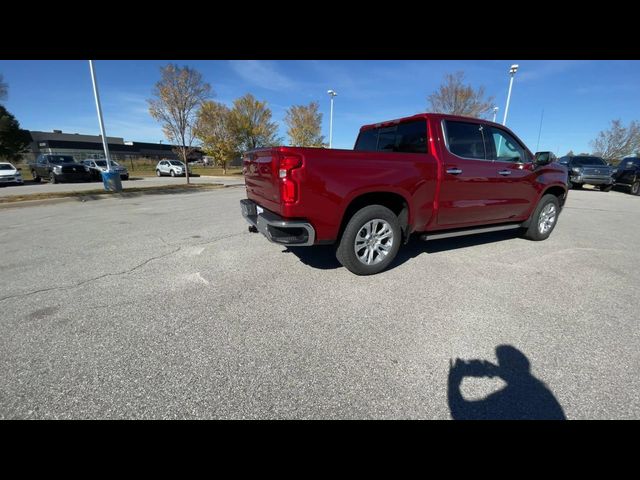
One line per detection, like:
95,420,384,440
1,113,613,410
240,113,568,275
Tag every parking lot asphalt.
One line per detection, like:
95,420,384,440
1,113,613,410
1,186,638,419
0,175,243,197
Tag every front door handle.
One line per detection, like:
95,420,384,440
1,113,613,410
498,170,512,176
446,168,463,175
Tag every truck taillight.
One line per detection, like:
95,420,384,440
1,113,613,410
279,156,302,178
279,154,302,203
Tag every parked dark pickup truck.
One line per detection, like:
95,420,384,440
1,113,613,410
612,157,640,195
30,154,91,183
557,155,613,191
240,113,568,275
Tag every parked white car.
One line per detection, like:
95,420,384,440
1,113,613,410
156,160,191,177
0,162,24,186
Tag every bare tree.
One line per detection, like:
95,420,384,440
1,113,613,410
590,119,640,162
0,74,8,103
148,64,211,183
428,71,495,119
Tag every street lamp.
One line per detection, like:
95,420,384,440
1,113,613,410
492,106,499,123
502,64,519,126
327,89,337,148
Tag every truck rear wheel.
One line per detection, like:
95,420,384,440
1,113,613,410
521,194,560,241
631,180,640,196
31,170,41,182
336,205,401,275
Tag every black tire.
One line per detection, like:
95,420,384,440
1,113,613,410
31,170,41,182
336,205,402,275
572,183,583,190
521,194,560,241
599,184,613,192
156,170,161,177
631,180,640,196
50,172,57,184
170,170,176,177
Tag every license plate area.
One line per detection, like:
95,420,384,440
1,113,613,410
240,199,258,217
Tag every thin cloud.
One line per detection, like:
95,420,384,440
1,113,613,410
516,60,589,83
228,60,296,91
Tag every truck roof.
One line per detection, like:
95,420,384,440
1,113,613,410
359,112,505,132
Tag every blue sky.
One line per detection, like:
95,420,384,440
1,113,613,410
1,60,639,155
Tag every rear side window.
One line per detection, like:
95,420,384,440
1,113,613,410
444,121,486,160
355,129,378,151
354,120,427,154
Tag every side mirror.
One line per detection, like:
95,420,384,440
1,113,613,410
534,151,555,166
17,167,22,171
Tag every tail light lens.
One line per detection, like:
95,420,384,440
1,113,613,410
279,154,302,204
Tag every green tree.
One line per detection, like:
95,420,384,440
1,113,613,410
148,64,212,184
428,71,495,119
0,105,30,161
228,94,281,152
590,119,640,162
194,101,238,175
285,101,325,147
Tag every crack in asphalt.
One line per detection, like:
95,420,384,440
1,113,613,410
0,230,248,303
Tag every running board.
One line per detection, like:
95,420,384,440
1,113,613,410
420,223,521,241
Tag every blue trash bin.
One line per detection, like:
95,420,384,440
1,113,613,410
101,170,123,192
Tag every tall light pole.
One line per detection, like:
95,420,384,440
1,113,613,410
492,106,499,123
88,60,112,172
327,89,337,148
502,64,519,126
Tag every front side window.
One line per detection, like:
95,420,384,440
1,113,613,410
444,120,486,160
486,127,527,163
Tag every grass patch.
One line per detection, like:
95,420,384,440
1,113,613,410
15,165,243,180
0,183,224,204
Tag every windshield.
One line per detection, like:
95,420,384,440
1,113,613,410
169,161,184,166
48,156,75,165
571,157,606,167
0,164,15,170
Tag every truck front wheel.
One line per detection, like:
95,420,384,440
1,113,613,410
521,194,560,241
336,205,401,275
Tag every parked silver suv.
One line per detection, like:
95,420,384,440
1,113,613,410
156,160,191,177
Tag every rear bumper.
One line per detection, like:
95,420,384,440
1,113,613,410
240,199,315,246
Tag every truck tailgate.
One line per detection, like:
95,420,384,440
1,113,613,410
243,149,282,214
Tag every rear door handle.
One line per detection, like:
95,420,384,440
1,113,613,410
446,168,463,175
498,170,512,176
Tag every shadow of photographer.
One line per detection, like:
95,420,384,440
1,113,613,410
448,345,566,420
